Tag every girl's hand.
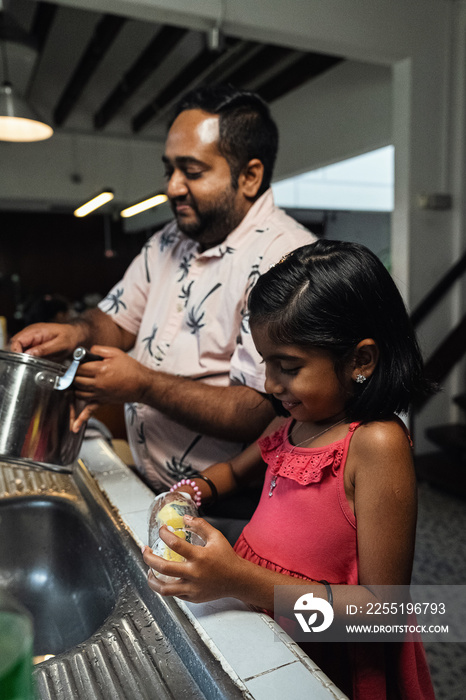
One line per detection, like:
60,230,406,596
142,515,246,604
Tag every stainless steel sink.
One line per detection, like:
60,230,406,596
0,461,249,700
0,496,116,656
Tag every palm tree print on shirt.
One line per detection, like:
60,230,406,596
186,283,221,334
154,344,167,364
134,417,151,466
101,288,127,315
165,434,203,480
239,259,263,333
179,280,194,307
136,421,146,445
231,371,247,386
218,245,235,257
159,229,177,252
142,325,158,357
240,307,251,335
142,241,152,283
125,403,137,426
178,254,195,281
246,260,262,294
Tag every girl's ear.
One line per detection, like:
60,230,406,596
238,158,264,199
352,338,379,382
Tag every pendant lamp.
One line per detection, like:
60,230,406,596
0,38,53,142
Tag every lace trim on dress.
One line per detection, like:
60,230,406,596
258,422,357,486
234,532,313,581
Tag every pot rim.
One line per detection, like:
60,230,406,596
0,349,67,373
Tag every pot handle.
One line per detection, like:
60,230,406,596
54,347,103,391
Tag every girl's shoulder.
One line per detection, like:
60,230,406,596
348,417,414,482
355,415,410,443
352,417,411,450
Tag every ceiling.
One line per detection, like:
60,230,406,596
1,0,343,147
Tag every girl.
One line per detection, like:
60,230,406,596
142,240,436,699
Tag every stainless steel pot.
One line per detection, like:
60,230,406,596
0,347,99,472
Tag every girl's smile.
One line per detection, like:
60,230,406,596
281,399,301,411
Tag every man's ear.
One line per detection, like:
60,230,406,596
238,158,264,199
351,338,379,382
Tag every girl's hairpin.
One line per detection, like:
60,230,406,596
270,251,293,269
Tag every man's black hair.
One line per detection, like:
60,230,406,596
170,84,278,197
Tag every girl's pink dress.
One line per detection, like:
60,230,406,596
234,420,435,700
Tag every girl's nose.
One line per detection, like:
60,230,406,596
264,368,284,396
166,170,188,199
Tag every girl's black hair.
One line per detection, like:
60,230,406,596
248,239,435,422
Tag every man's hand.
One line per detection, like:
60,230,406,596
71,345,148,432
73,345,148,405
9,309,136,361
9,322,83,361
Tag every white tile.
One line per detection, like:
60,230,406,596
182,599,343,695
186,597,250,619
184,602,297,679
79,438,127,475
245,661,345,700
123,509,151,546
96,470,155,515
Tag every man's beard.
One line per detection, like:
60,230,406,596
172,189,244,249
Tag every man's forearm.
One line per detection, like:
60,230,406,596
140,369,275,443
71,308,135,350
72,347,274,442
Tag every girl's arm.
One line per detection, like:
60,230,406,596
349,419,417,587
171,415,285,503
142,419,418,613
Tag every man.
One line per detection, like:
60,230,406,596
11,84,314,493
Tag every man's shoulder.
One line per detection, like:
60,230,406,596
251,192,315,242
249,205,316,257
230,226,311,273
268,206,316,241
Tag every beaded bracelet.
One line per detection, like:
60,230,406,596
169,479,202,508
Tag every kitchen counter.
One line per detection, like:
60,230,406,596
79,436,347,700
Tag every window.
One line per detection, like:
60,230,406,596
272,146,394,212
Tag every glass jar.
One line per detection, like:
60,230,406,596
147,491,205,581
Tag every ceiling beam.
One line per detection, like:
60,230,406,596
256,51,343,103
53,13,126,126
31,2,58,51
131,39,238,133
94,25,187,130
224,43,296,89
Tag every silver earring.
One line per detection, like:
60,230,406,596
355,373,366,384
